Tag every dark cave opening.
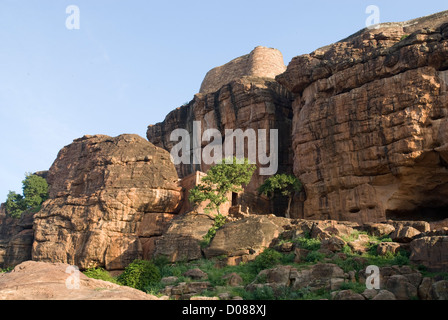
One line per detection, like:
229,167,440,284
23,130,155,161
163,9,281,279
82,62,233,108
386,205,448,222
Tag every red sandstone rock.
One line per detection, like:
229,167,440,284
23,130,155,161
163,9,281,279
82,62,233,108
277,12,448,223
32,134,182,270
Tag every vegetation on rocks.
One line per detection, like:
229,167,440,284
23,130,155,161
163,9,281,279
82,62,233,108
81,221,446,301
4,174,48,218
188,157,256,215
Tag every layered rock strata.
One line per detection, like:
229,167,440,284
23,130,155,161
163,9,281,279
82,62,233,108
277,11,448,223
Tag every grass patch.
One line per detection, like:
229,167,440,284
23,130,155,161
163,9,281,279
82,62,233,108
83,267,118,284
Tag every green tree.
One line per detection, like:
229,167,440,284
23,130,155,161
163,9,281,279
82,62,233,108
258,174,302,218
4,174,49,219
188,157,256,216
5,191,26,219
22,173,49,209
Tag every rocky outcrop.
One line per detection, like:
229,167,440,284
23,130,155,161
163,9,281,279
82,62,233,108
153,213,214,262
277,11,448,223
0,211,35,268
204,215,291,261
32,134,182,270
199,46,287,94
147,73,295,216
410,236,448,271
0,261,158,300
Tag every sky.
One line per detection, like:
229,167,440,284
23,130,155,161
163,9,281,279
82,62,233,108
0,0,447,199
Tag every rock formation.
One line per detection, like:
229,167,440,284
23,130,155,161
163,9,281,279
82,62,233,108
32,134,182,270
147,49,295,216
277,11,448,223
0,261,159,300
0,211,35,268
199,46,287,94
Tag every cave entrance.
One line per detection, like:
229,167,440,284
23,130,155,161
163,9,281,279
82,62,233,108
232,192,238,207
386,205,448,222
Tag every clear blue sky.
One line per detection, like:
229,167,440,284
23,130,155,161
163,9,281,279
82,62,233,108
0,0,447,199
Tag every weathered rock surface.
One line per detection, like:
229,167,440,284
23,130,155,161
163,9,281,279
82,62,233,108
153,213,214,262
0,261,158,300
32,134,182,270
0,211,35,268
247,263,346,293
204,215,291,260
200,46,287,94
410,236,448,271
277,11,448,223
147,73,295,216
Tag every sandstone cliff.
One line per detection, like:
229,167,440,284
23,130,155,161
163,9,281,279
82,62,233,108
277,11,448,223
32,134,182,270
147,74,295,215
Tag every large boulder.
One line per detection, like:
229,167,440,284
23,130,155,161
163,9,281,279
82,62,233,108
153,213,214,262
203,215,291,260
410,236,448,272
0,261,158,300
32,134,182,270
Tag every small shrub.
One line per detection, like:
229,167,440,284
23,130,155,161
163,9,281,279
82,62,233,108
83,267,117,284
339,281,366,294
294,237,321,251
117,259,161,291
252,249,283,273
305,251,325,263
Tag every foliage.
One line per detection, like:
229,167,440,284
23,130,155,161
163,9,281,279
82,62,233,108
117,259,161,291
83,267,118,284
305,251,325,263
188,157,256,215
258,174,302,199
22,174,49,209
251,248,283,273
294,237,321,251
201,213,227,248
258,174,302,217
4,173,48,219
338,281,366,294
5,191,26,219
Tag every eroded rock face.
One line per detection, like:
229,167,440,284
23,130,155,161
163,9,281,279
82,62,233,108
277,12,448,223
147,76,294,216
32,134,182,270
0,211,35,268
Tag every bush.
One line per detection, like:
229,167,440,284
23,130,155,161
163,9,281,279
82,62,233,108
294,237,321,251
83,267,117,284
117,260,161,291
251,249,283,273
305,251,325,263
